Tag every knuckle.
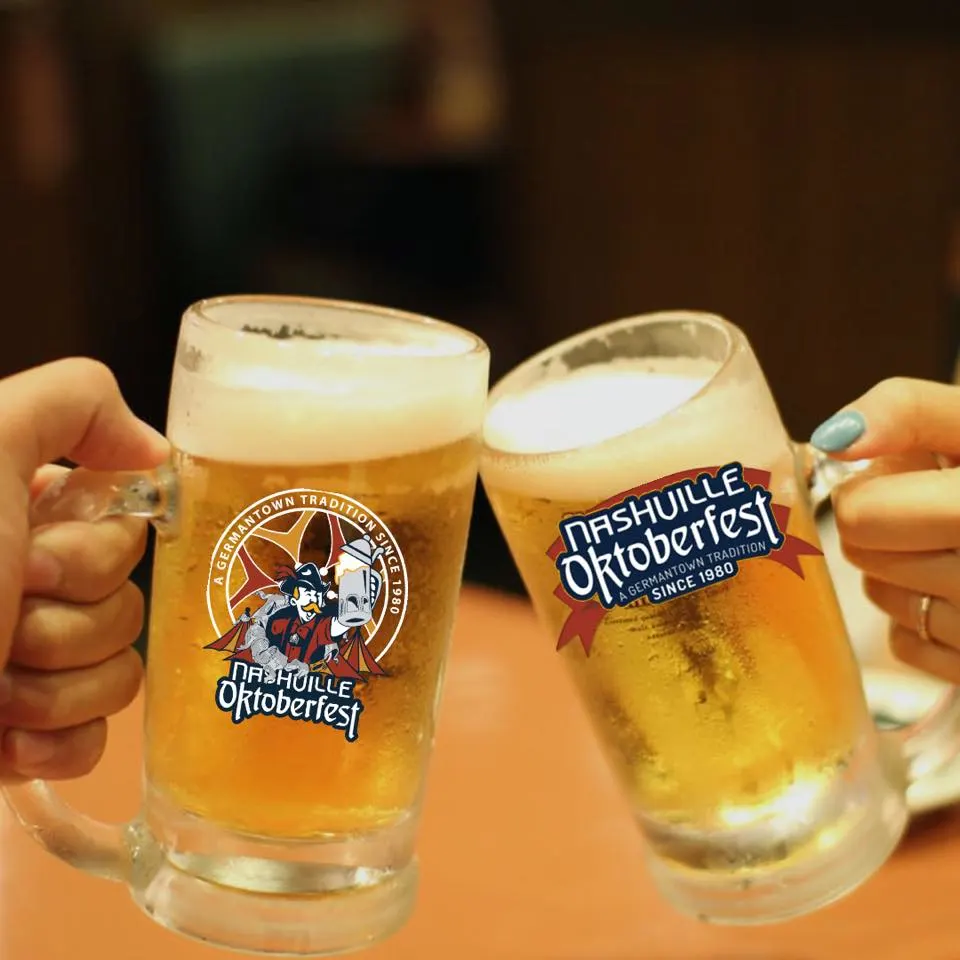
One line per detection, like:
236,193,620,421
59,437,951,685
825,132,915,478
45,721,108,781
110,516,149,563
99,584,146,656
119,581,146,638
56,358,118,395
112,647,145,700
889,622,960,685
837,538,866,568
862,576,885,607
870,376,919,411
85,528,137,583
130,518,149,556
864,577,907,623
832,488,870,539
943,568,960,607
889,624,917,663
64,737,107,779
12,601,69,669
82,724,108,773
5,644,143,730
14,582,145,671
67,520,146,598
869,377,922,447
22,681,73,730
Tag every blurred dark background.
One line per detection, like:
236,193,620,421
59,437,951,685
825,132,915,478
4,0,960,600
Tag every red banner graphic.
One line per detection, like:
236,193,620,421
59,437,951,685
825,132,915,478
546,466,821,656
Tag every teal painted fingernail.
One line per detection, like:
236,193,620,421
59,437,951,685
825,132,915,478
810,410,866,452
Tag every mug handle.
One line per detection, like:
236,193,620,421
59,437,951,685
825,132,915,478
2,465,177,882
802,445,960,785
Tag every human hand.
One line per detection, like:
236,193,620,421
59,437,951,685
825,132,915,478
0,358,168,782
811,377,960,683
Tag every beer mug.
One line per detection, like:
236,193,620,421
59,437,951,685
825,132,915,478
480,310,960,924
4,296,489,955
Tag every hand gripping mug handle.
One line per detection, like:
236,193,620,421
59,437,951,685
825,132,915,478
3,465,177,882
803,445,960,787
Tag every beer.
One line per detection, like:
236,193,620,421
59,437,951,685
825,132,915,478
144,304,486,840
481,356,868,870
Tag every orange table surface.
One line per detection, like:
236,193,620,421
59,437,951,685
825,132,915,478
3,584,960,959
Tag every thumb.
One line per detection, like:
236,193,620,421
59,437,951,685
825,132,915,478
809,377,960,461
0,357,168,480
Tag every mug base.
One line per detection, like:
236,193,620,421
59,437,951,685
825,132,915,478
645,776,908,925
126,787,420,956
130,848,418,957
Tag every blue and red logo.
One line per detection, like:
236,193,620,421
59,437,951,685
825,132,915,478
549,463,821,656
205,489,408,741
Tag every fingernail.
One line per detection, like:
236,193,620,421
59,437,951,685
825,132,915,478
8,730,57,770
810,410,867,452
23,544,63,594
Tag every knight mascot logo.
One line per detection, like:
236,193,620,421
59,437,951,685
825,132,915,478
204,489,408,742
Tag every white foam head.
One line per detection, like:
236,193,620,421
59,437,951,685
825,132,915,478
168,298,489,464
482,356,787,502
484,358,713,455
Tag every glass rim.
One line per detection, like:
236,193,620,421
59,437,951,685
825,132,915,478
184,293,489,360
484,309,744,457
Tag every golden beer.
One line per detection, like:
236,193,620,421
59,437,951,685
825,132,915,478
481,348,869,874
484,483,861,822
146,437,478,839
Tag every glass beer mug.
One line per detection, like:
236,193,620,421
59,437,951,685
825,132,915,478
480,310,960,924
4,296,489,956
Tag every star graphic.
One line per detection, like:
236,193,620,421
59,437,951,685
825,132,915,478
253,509,316,561
228,546,281,610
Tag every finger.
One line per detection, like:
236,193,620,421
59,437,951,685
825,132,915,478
889,622,960,685
0,359,166,666
843,545,960,605
23,467,70,594
834,468,960,551
22,517,148,601
0,358,167,481
810,377,960,460
864,578,960,650
0,719,107,782
0,648,143,731
11,581,144,670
